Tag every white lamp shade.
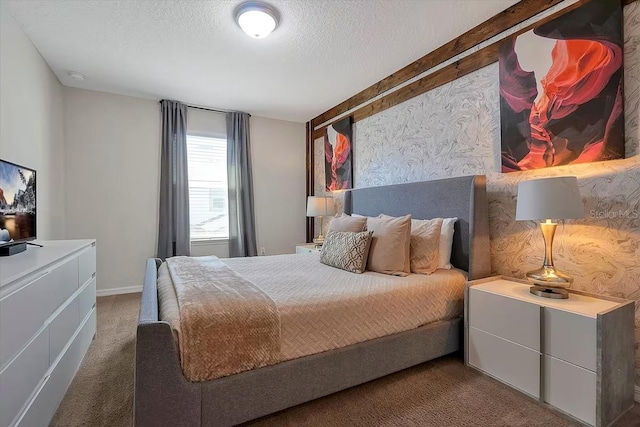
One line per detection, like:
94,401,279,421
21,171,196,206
516,176,583,221
306,196,336,217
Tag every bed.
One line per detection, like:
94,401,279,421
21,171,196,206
135,175,490,427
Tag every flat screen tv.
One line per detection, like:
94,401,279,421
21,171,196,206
0,159,36,245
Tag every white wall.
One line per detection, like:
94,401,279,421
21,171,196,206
251,116,306,255
0,6,305,291
64,88,160,292
0,7,65,239
63,89,305,291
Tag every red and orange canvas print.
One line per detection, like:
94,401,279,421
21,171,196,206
499,0,624,173
325,116,353,191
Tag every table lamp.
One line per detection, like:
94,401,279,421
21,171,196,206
306,196,336,246
516,176,583,299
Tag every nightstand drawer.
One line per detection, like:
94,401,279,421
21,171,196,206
543,355,596,426
468,327,540,398
469,288,540,351
543,307,596,371
295,245,320,254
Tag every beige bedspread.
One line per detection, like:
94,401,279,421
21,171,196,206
158,252,465,381
164,256,280,382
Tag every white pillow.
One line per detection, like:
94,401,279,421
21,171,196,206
438,217,457,269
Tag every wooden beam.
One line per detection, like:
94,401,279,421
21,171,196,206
305,121,315,243
311,0,628,140
312,44,498,140
311,0,563,128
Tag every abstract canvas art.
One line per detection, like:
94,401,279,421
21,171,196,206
499,0,623,172
325,116,353,191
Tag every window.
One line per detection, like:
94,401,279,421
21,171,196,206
186,135,229,241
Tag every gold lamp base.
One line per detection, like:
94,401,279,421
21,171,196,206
526,266,572,299
525,220,574,299
312,215,326,247
526,265,573,286
529,286,569,299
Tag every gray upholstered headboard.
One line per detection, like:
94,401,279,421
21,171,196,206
343,175,490,280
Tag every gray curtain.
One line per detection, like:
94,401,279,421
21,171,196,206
226,112,257,257
157,100,190,260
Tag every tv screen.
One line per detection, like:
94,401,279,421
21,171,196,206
0,159,36,244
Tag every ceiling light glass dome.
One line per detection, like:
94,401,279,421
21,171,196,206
235,2,279,39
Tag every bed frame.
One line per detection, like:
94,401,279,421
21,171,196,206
135,175,490,427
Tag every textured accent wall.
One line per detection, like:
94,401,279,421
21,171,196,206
313,2,640,384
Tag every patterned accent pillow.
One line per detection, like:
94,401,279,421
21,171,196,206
320,230,374,274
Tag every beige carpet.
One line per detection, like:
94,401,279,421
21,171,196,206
51,293,640,427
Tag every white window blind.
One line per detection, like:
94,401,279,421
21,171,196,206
186,135,229,241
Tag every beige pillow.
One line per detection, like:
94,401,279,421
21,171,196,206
328,213,367,232
351,213,373,230
366,214,412,276
320,230,373,274
410,218,443,274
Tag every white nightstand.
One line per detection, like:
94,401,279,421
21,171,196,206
464,276,634,427
295,244,321,254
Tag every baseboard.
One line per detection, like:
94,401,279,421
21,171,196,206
96,285,142,297
635,385,640,403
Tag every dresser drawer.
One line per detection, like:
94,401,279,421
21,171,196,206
469,288,540,351
543,307,596,371
543,355,596,426
468,327,540,398
0,258,78,369
78,244,96,287
49,298,80,364
78,277,96,321
0,326,50,427
50,257,80,313
16,308,96,427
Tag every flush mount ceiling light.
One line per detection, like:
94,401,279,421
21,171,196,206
67,71,86,81
234,2,279,39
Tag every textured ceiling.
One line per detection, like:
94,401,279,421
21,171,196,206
6,0,518,122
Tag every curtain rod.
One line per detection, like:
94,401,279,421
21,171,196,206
159,101,250,117
187,105,228,114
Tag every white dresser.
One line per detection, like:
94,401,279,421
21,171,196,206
0,240,97,427
465,276,634,427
